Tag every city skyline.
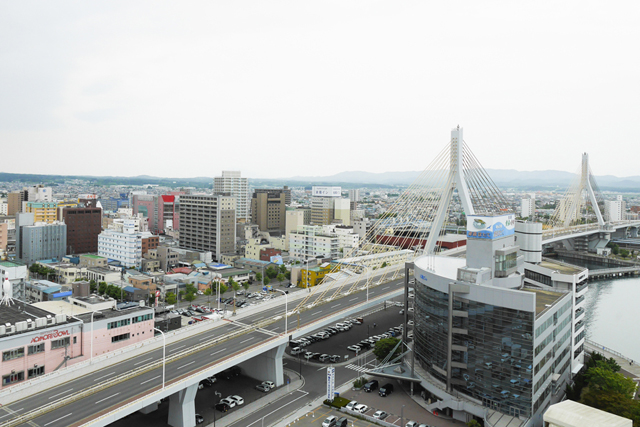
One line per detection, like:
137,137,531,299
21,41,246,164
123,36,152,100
1,2,639,179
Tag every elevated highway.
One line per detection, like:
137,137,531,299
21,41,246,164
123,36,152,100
0,272,406,427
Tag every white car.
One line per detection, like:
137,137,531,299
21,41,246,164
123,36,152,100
347,345,361,352
228,395,244,405
373,411,388,420
322,415,338,427
345,400,358,411
354,403,369,414
261,381,275,390
219,397,236,408
405,422,418,427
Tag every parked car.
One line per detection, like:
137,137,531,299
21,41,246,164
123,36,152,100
219,397,236,408
261,380,275,390
304,352,314,360
336,417,348,427
379,383,394,396
228,395,244,405
215,402,230,412
345,400,358,411
329,355,341,363
372,411,388,420
322,416,338,427
195,414,204,424
319,354,330,362
347,345,361,352
256,384,270,392
405,422,418,427
354,404,369,414
291,347,303,355
363,380,379,392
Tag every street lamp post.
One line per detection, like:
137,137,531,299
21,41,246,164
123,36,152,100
90,310,102,364
153,328,166,389
400,404,405,427
306,259,310,292
274,289,287,335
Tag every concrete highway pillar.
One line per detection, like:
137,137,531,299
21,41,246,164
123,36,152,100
238,343,286,386
139,401,158,414
167,383,198,427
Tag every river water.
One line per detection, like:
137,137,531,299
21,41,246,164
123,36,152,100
554,256,640,362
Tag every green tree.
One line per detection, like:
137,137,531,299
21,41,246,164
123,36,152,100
612,244,620,255
279,264,287,274
204,288,212,303
256,272,263,282
98,282,108,295
584,365,636,396
620,249,630,258
242,281,250,292
277,273,285,282
184,292,197,303
285,271,291,280
467,421,482,427
165,293,177,305
381,262,388,268
373,337,402,362
263,277,270,286
219,283,228,297
89,280,97,293
266,267,278,279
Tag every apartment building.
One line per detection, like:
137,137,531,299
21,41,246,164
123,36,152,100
213,171,249,221
251,189,286,234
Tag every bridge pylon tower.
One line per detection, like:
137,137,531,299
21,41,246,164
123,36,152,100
556,153,605,228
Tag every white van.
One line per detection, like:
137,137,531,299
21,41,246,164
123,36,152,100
291,347,303,355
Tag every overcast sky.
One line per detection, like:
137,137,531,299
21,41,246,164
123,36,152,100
1,2,639,180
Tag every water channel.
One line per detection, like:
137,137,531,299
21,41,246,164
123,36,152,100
554,256,640,362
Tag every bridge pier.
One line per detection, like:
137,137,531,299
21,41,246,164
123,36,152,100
139,401,158,414
239,343,286,386
167,383,198,427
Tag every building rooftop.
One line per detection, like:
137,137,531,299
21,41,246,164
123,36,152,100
82,254,105,259
0,261,25,268
0,302,76,331
539,259,586,275
544,399,632,427
32,301,91,315
75,304,153,322
521,287,567,316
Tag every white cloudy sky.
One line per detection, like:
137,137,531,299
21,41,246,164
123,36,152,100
1,1,639,179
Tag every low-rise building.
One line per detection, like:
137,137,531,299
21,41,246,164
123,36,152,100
86,267,121,284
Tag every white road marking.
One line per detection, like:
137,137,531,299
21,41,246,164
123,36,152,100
331,304,341,308
253,316,264,321
382,286,390,290
133,357,153,366
140,375,161,385
0,408,23,420
48,388,74,399
349,297,358,302
92,372,115,382
177,361,196,370
314,310,323,315
240,337,255,344
95,392,119,404
199,335,212,341
44,413,73,426
245,390,309,427
170,345,186,351
211,348,227,356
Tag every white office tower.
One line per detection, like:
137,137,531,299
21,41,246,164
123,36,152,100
604,195,625,222
348,189,360,202
521,196,535,219
214,171,249,221
333,198,351,226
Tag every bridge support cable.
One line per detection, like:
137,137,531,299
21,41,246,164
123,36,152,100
292,126,515,314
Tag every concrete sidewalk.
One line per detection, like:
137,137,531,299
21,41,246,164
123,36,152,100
585,340,640,379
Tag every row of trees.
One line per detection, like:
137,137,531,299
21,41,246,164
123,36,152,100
608,243,635,258
29,263,58,280
256,265,290,286
567,352,640,424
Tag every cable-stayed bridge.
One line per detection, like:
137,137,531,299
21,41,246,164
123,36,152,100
2,126,639,427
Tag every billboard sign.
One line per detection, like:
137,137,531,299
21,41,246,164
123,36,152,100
326,367,335,401
270,255,284,265
312,186,341,197
466,214,515,240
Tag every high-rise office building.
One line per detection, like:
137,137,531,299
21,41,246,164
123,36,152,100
411,214,578,423
521,196,535,219
213,171,249,221
15,213,67,266
604,195,625,222
62,205,102,255
178,194,236,261
132,194,180,233
251,189,286,234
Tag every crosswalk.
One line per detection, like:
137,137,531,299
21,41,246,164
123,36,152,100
345,363,374,373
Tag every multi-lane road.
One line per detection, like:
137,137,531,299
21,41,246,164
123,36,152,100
0,276,406,427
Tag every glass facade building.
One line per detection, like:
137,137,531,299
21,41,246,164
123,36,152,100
415,285,534,417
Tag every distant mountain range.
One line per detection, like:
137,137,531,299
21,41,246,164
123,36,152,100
0,169,639,192
286,169,640,191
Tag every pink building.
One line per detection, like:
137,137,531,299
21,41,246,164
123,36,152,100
132,195,181,234
0,298,154,389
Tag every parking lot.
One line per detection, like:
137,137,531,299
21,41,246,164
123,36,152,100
111,368,293,427
286,299,410,364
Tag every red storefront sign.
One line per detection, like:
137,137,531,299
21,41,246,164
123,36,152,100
30,330,70,343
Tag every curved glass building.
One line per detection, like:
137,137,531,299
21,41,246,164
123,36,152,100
411,215,575,426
